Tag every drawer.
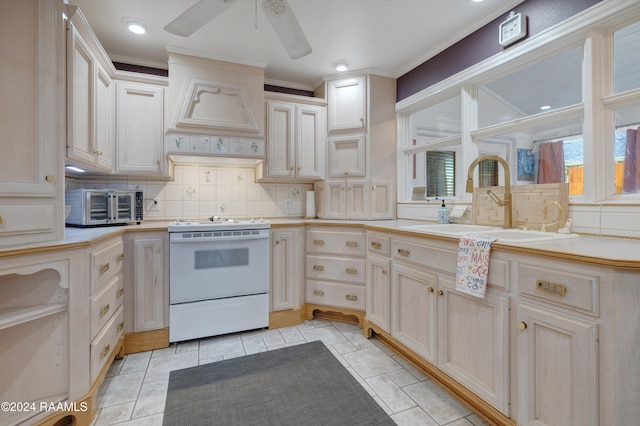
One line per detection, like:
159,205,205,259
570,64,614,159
392,239,457,272
306,229,365,256
517,263,599,316
90,275,124,339
367,233,390,256
306,280,365,311
91,238,124,293
90,305,124,383
306,255,365,284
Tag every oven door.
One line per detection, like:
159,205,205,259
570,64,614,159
169,233,270,304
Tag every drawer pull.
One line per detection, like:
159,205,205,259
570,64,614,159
312,265,324,271
0,215,3,225
346,241,358,248
370,241,381,249
427,287,434,293
313,290,325,296
536,280,566,297
438,290,444,296
346,295,358,301
346,268,358,275
397,248,410,257
117,253,125,262
99,263,110,274
117,321,124,333
518,321,528,330
313,239,325,246
99,304,110,318
382,270,387,275
100,344,110,359
117,288,124,298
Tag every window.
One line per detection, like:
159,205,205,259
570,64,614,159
613,103,640,194
426,151,455,197
614,21,640,93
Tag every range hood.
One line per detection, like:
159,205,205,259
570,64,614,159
167,52,265,138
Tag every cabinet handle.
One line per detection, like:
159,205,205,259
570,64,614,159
427,287,434,293
382,270,387,275
518,321,528,330
536,280,566,297
117,321,124,333
313,290,325,296
346,268,358,275
370,241,381,249
0,215,3,225
397,248,410,257
371,185,376,191
117,253,125,262
100,344,110,359
346,294,358,301
99,263,110,274
313,239,325,246
93,150,103,156
45,175,55,182
275,240,280,245
99,304,110,318
313,265,324,271
438,290,444,296
345,241,358,248
117,288,124,298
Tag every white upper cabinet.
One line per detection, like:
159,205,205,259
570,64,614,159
116,81,166,176
261,96,326,181
328,134,366,178
66,7,115,173
0,0,65,246
327,76,366,132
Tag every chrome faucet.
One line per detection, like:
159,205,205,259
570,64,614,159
466,155,512,229
541,201,564,232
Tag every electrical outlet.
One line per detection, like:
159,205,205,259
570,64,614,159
285,198,292,209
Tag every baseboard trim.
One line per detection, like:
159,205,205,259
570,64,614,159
124,328,170,354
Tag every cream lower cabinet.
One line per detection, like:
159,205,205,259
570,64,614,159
365,232,392,332
270,227,305,311
305,227,366,311
123,232,167,333
389,235,511,415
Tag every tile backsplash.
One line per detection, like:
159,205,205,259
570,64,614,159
66,163,313,220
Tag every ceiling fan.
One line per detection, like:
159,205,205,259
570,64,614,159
164,0,313,59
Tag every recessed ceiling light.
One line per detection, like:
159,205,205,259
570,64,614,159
122,17,150,35
540,105,552,110
332,60,351,72
472,0,484,3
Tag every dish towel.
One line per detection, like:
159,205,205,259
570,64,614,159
455,233,498,298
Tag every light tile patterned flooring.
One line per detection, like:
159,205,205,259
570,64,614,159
92,319,490,426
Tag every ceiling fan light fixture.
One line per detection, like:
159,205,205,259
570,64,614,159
333,61,350,72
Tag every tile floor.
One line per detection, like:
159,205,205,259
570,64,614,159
92,319,490,426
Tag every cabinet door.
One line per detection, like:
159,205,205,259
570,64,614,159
133,237,165,332
346,180,369,220
0,0,63,246
328,76,366,132
392,263,437,362
296,104,325,179
369,180,394,219
366,254,391,332
321,180,347,219
116,82,165,175
67,19,97,167
438,275,510,415
266,101,295,177
328,134,366,178
94,64,114,171
271,228,303,311
516,302,598,426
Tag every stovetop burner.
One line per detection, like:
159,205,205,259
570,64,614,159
168,218,270,232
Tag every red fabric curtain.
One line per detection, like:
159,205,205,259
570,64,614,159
537,140,565,184
622,128,640,193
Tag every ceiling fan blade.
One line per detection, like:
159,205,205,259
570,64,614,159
164,0,238,37
261,0,312,59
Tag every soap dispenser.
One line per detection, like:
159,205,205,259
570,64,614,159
439,200,449,224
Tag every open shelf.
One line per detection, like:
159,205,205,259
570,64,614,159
0,303,67,331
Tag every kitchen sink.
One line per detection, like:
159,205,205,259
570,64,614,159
479,228,579,244
401,223,501,236
401,223,579,243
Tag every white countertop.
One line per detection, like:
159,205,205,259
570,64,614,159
2,219,639,268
